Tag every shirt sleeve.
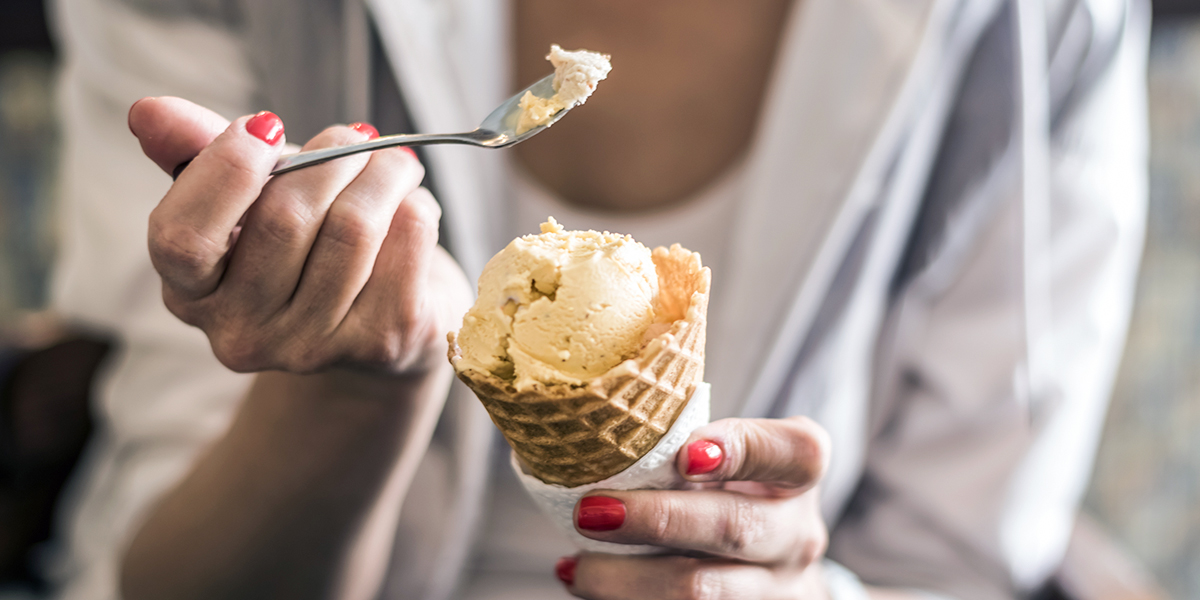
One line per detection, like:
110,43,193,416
827,1,1149,598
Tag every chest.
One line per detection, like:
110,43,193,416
511,0,795,211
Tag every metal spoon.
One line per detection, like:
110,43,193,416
271,73,565,175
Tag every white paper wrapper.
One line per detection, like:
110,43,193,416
511,382,711,554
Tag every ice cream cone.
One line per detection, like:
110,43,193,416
449,244,710,487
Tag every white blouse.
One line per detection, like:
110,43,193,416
42,0,1150,599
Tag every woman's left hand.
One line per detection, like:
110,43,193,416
562,416,833,600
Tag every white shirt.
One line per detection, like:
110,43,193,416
43,0,1150,599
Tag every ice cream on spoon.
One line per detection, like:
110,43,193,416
515,45,612,134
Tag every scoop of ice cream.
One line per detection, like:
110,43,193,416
516,44,612,134
454,218,658,391
548,44,612,106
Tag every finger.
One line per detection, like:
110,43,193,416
217,124,375,314
128,96,229,176
574,490,826,565
570,554,794,600
675,417,831,491
285,148,425,342
335,186,443,372
149,111,287,301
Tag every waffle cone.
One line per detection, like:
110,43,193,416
448,244,710,487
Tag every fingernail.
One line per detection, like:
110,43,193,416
687,440,723,475
349,122,379,139
577,496,625,531
246,111,284,145
555,556,576,587
401,147,418,160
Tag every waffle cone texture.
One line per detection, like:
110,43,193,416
448,244,710,487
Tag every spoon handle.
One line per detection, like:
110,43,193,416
270,130,487,175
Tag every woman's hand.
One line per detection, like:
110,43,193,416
121,98,472,600
563,416,833,600
129,97,470,377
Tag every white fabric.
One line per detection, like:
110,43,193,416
46,1,259,598
41,1,1148,600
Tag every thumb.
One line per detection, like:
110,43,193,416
676,416,831,492
128,96,231,177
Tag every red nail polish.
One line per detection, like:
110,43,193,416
577,496,625,531
555,556,576,587
246,111,284,145
687,440,723,475
349,122,379,139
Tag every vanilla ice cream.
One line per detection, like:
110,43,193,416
516,45,612,134
454,218,658,391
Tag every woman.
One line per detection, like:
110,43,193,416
46,0,1149,599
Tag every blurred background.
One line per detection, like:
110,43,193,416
0,0,1199,598
0,0,55,321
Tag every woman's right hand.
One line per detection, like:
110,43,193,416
129,97,471,377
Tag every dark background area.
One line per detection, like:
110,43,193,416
1157,0,1200,16
0,0,52,54
3,0,1200,54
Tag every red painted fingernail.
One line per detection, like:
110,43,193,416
687,440,723,475
577,496,625,531
555,556,576,587
246,111,284,145
349,122,379,139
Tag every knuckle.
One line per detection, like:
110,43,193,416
788,510,828,568
416,189,443,221
205,143,263,188
678,566,720,600
796,531,827,569
788,417,831,482
161,287,201,326
398,189,442,235
377,309,437,370
718,496,766,556
364,330,405,368
724,419,754,475
647,494,677,544
207,320,289,374
147,218,222,284
322,202,389,250
210,332,264,373
255,196,320,246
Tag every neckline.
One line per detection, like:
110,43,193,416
508,154,750,226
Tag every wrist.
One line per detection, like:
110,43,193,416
259,360,450,405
